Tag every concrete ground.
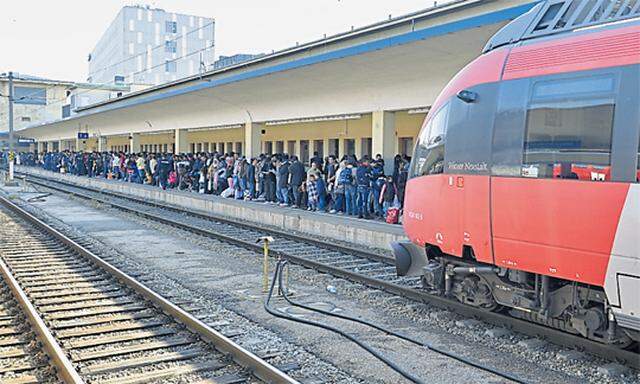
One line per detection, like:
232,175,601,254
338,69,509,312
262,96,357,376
2,183,635,384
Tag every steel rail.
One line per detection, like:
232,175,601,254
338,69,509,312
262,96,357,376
0,192,299,384
16,170,393,265
0,242,85,384
18,172,640,370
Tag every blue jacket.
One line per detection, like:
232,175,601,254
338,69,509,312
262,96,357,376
356,165,372,187
338,167,354,186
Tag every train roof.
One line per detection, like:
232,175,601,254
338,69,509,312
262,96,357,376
483,0,640,53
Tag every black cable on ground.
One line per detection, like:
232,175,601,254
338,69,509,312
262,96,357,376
26,192,51,202
264,260,426,384
270,260,531,384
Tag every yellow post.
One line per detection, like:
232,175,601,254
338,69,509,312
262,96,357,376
257,236,274,293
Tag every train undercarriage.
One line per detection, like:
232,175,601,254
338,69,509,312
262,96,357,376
392,242,639,348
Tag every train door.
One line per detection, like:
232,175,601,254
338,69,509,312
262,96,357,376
406,82,497,264
443,83,497,264
490,69,635,286
406,102,461,255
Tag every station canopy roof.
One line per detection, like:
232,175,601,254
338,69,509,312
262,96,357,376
19,0,538,141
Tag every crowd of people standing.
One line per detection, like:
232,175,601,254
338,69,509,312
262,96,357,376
18,150,411,223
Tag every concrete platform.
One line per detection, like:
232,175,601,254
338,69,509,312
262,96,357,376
17,166,407,250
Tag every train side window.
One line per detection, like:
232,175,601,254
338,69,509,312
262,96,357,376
412,102,450,177
522,100,615,181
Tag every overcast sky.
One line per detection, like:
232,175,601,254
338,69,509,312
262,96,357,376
0,0,454,83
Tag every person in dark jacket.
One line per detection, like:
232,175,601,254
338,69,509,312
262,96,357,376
247,159,256,199
355,158,372,219
396,159,409,208
288,156,305,208
158,155,170,190
380,175,397,217
309,151,323,173
277,159,290,206
371,160,385,218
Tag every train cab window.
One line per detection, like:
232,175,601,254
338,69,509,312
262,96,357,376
522,101,614,181
411,103,450,177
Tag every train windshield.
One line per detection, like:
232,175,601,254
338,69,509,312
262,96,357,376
411,102,450,178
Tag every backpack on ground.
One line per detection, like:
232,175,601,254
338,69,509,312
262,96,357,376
386,207,399,224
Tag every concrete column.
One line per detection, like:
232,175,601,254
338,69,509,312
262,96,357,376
75,138,85,152
338,138,345,160
129,133,141,154
294,140,300,158
308,140,315,160
97,136,107,152
174,129,188,154
355,138,362,160
244,121,262,159
37,141,45,154
372,110,396,174
323,138,330,157
58,140,66,152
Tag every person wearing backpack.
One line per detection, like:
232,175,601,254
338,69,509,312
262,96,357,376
355,158,372,219
340,161,356,216
380,175,397,218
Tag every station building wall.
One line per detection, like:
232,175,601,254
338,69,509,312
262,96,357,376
82,109,425,161
187,127,244,154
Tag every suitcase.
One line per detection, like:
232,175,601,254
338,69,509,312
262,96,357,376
386,207,399,224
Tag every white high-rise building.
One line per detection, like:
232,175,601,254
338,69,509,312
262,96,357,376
88,5,215,86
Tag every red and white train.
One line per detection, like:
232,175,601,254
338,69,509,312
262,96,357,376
393,0,639,347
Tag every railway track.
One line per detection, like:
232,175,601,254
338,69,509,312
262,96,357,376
16,171,640,370
0,193,297,384
0,271,63,384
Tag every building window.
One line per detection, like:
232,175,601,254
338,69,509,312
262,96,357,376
398,137,414,157
165,21,177,33
300,140,309,163
165,60,177,73
20,116,31,122
164,40,176,53
328,139,339,157
345,139,355,156
129,19,135,31
128,42,134,55
361,137,372,158
14,87,46,105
